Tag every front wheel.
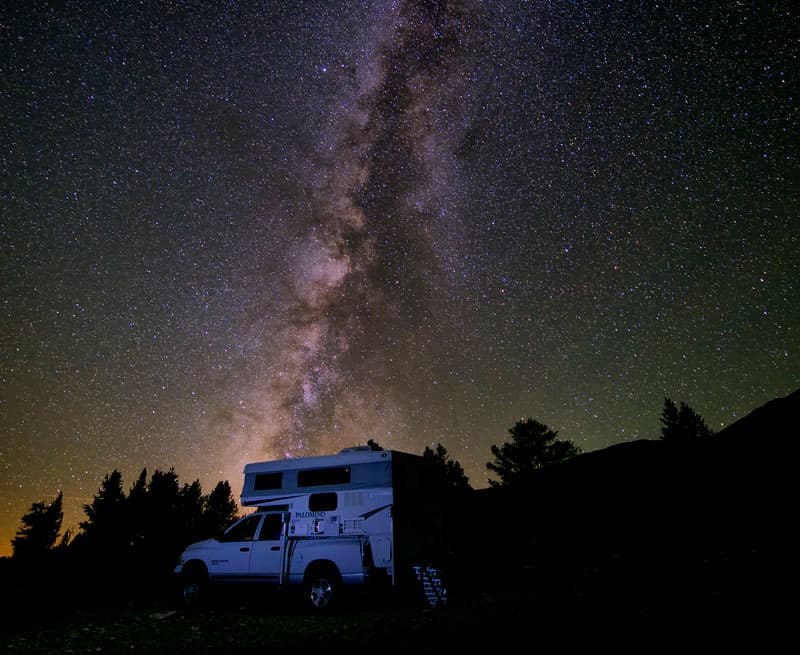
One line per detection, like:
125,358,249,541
180,565,208,606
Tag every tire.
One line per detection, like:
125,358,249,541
305,567,340,612
180,563,208,607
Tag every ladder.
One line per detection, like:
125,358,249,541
413,565,447,608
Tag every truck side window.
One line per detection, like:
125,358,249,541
259,514,283,541
219,514,262,542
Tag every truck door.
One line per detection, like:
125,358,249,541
208,513,264,578
249,512,287,583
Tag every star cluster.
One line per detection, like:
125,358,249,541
1,1,798,555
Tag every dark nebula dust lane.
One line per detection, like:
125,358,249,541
1,1,797,553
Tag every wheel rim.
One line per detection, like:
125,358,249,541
309,577,333,608
183,580,201,604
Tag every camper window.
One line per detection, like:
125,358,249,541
254,472,283,490
297,466,350,487
309,492,338,511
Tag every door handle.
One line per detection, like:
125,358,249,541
270,546,280,551
240,547,250,552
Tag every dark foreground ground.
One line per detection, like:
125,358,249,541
0,560,789,655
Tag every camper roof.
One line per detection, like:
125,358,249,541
242,448,396,475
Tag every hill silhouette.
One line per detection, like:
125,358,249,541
465,387,796,544
447,389,796,645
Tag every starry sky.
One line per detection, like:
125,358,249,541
1,1,798,556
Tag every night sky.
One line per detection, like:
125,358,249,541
2,1,798,555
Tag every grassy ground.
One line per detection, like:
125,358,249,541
0,567,788,654
1,590,522,654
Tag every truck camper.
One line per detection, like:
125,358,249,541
175,447,450,610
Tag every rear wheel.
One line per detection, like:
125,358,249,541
305,567,341,611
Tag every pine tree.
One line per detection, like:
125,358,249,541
203,480,239,537
12,491,64,560
423,442,471,491
487,418,581,487
659,398,715,441
80,469,128,552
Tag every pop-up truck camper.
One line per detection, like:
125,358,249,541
175,447,450,610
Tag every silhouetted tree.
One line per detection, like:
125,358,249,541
12,491,64,560
80,469,129,554
179,479,206,544
487,418,581,487
138,468,183,572
56,528,73,551
203,480,239,537
127,468,149,554
423,442,472,491
659,398,715,442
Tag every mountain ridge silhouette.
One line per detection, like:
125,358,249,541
457,388,797,593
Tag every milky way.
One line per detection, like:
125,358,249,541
206,1,486,465
1,1,797,554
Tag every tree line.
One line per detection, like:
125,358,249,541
10,467,239,592
9,397,713,570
